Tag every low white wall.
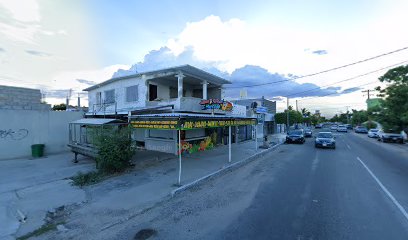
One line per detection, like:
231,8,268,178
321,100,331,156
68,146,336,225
0,110,83,160
145,138,177,154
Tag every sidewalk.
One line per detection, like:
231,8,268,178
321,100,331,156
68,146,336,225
1,133,286,239
0,152,94,239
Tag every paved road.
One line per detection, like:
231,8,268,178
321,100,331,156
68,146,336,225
41,131,408,240
219,131,408,239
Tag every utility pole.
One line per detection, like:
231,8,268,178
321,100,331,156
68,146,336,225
362,89,375,100
346,106,350,124
77,93,81,111
286,97,290,132
66,88,72,110
296,100,298,112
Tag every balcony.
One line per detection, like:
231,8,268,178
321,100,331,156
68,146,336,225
146,97,203,111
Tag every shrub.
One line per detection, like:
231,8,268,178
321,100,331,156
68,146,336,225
92,126,134,174
364,121,377,129
71,171,104,187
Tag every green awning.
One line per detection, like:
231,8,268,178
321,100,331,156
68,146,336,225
129,113,256,130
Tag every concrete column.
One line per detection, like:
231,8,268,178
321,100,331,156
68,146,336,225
178,129,182,185
202,80,208,99
228,126,232,163
176,73,185,99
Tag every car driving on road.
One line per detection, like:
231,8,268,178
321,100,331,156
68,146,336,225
315,132,336,149
337,125,348,132
304,128,313,138
355,126,368,133
377,129,404,144
286,129,305,144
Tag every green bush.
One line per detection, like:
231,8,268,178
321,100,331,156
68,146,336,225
71,171,104,187
92,126,134,174
364,121,377,129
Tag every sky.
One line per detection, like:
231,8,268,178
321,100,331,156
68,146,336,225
1,0,408,117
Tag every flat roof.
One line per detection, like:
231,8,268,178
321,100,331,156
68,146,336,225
70,118,126,125
84,65,231,91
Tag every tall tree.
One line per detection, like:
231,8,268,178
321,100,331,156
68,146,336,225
377,65,408,132
52,103,67,111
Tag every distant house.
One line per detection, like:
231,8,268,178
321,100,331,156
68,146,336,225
83,65,256,154
232,97,276,138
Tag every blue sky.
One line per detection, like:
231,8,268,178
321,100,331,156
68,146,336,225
1,0,408,116
85,0,383,66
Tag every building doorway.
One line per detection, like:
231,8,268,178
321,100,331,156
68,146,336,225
149,84,158,101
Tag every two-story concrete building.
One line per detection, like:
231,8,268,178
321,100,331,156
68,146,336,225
84,65,227,117
83,65,256,155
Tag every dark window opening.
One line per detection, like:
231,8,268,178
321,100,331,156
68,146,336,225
149,84,158,101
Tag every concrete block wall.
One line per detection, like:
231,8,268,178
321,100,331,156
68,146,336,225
0,85,50,110
0,110,83,160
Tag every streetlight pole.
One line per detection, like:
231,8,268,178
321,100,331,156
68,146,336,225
286,97,290,132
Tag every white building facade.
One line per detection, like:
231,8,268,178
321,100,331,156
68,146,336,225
84,65,256,154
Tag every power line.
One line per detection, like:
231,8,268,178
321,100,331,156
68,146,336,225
226,46,408,88
284,59,408,98
299,80,379,101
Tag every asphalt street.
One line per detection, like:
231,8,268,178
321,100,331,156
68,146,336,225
220,131,408,239
41,130,408,240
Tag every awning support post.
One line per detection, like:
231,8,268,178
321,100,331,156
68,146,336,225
228,126,232,163
254,125,258,150
178,129,182,185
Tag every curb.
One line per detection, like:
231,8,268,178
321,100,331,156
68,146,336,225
171,142,283,197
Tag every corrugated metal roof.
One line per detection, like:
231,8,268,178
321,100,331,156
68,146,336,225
84,65,231,91
70,118,126,125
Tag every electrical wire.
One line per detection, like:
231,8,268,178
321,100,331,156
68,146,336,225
226,46,408,88
299,80,379,101
284,59,408,97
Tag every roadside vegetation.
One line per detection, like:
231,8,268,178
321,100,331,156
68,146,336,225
71,126,134,187
16,222,65,240
275,64,408,136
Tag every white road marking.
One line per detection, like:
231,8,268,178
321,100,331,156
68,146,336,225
356,157,408,223
311,156,319,172
347,144,351,150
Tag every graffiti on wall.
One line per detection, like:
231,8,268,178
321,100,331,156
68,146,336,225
0,129,29,140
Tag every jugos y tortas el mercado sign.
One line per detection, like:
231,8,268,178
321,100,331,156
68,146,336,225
199,99,233,111
180,119,256,130
130,118,256,130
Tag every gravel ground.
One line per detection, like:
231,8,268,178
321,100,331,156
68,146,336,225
35,147,286,240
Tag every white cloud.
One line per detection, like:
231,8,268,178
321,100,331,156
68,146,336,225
41,64,130,105
0,0,67,44
52,64,130,91
0,0,41,22
166,14,408,79
0,21,41,43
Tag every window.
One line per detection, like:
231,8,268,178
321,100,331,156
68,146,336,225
104,89,115,104
126,85,138,102
96,92,102,105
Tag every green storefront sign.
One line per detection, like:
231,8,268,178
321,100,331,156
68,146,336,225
130,118,256,130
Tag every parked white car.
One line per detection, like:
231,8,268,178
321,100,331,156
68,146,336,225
368,129,379,138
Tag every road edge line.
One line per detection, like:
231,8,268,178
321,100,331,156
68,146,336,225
356,156,408,223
